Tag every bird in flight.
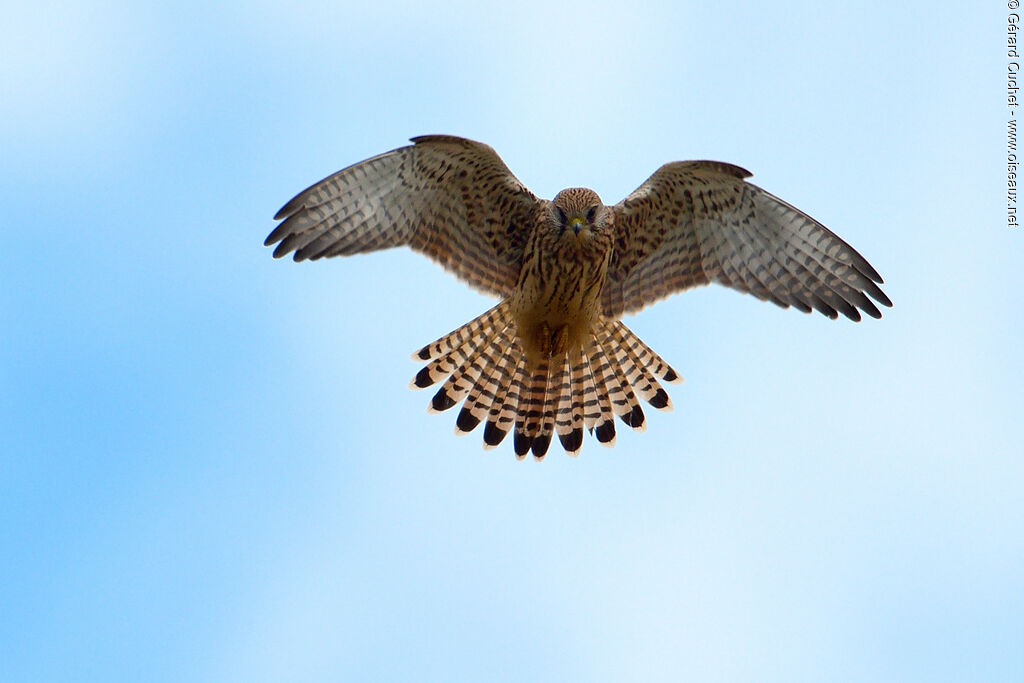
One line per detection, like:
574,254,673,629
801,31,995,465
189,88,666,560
266,135,890,459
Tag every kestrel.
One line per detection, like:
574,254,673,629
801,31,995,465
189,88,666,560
267,135,890,459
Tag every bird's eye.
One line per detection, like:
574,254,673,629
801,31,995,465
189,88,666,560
586,206,597,222
556,207,567,224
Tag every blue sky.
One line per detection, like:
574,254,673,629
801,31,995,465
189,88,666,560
1,2,1019,681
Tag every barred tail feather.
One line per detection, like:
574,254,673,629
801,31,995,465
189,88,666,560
585,346,628,445
586,329,641,430
426,332,498,414
411,306,683,457
513,361,550,459
607,321,683,385
579,352,610,440
483,354,524,449
534,359,568,459
605,323,675,412
413,301,509,362
555,356,584,456
455,343,514,435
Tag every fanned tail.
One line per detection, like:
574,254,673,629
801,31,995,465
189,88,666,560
411,307,683,458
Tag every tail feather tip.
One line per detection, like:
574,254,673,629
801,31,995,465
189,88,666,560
595,420,616,446
455,408,481,434
410,366,436,389
622,404,646,431
483,421,507,447
427,388,456,414
513,431,532,458
649,388,671,411
558,428,583,455
663,368,684,384
531,434,551,459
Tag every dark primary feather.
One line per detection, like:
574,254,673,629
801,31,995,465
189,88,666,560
266,136,540,298
604,161,891,320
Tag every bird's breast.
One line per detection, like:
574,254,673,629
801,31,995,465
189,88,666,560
511,234,611,365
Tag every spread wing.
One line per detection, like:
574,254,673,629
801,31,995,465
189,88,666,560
603,161,892,320
265,135,540,298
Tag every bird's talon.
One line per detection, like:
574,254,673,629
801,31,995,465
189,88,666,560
551,325,569,357
536,322,552,357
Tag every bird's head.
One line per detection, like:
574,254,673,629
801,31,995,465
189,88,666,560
549,187,612,243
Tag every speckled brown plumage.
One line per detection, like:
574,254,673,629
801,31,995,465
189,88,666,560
267,135,891,458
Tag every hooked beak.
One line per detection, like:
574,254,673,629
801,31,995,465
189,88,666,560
569,217,585,235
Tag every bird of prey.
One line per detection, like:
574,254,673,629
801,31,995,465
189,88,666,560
266,135,890,459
